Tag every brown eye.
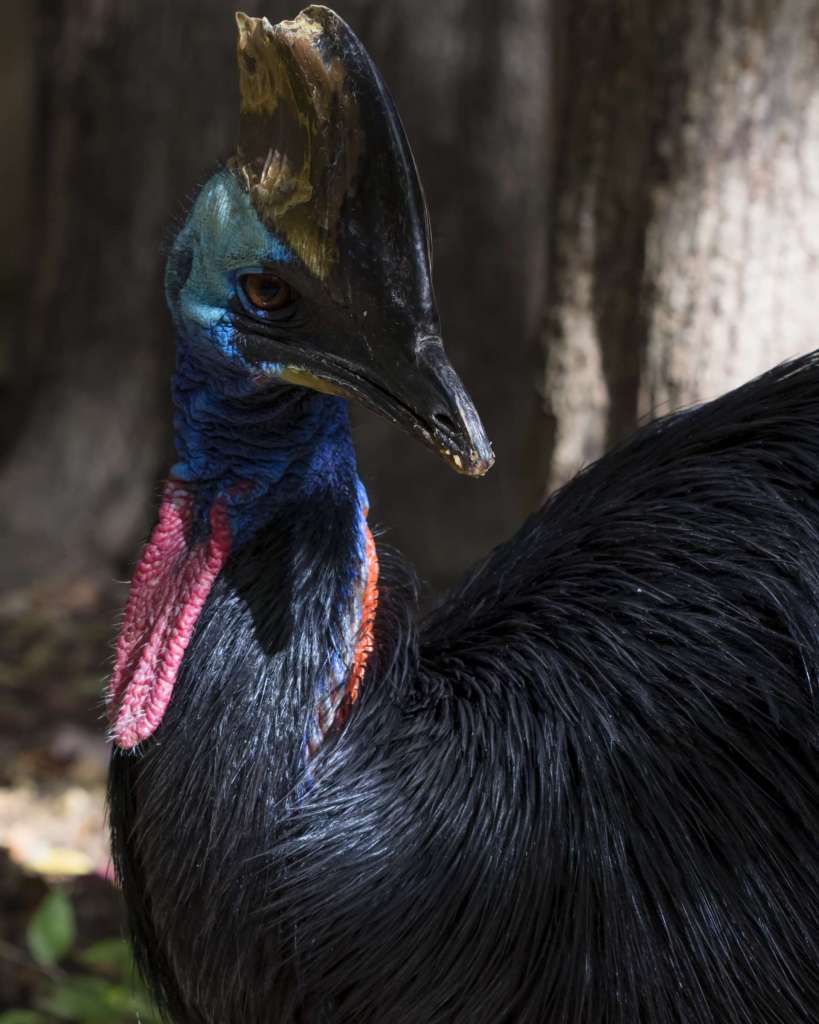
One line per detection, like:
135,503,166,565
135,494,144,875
241,273,293,311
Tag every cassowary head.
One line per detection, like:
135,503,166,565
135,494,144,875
165,4,493,477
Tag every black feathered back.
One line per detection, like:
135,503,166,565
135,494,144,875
111,354,819,1022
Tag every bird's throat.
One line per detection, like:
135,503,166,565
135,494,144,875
108,363,379,755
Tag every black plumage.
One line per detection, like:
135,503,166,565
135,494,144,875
111,353,819,1023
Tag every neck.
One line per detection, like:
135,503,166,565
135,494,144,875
171,339,363,547
171,336,379,757
109,330,378,758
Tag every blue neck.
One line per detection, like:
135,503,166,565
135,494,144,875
171,330,365,547
169,327,375,765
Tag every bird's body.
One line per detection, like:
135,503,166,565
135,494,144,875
111,356,819,1023
108,8,819,1023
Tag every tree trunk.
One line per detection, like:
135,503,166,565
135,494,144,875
0,0,244,587
0,1,35,456
544,0,819,490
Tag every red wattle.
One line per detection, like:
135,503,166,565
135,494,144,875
108,481,231,749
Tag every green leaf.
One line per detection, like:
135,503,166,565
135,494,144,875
77,938,134,977
0,1011,52,1024
127,990,165,1024
40,975,134,1022
26,888,76,967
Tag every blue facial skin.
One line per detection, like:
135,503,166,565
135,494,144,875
165,170,367,547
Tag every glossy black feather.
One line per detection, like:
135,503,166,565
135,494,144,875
111,353,819,1022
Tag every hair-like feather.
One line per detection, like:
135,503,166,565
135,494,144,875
111,352,819,1022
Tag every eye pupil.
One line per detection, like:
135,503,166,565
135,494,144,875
242,273,293,311
258,280,279,300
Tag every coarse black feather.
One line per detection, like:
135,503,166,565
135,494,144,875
110,352,819,1022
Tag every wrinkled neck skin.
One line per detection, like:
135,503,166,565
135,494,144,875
172,328,364,542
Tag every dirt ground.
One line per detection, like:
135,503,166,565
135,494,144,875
0,575,124,1010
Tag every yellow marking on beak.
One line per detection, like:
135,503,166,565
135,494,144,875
280,366,344,396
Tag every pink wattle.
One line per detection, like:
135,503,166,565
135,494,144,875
108,481,231,749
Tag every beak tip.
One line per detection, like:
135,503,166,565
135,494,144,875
471,456,495,478
450,437,494,477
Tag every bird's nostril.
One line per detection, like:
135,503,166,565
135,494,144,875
432,411,459,436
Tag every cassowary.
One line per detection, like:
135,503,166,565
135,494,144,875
107,7,819,1023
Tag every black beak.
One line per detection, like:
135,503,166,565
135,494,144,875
382,336,494,477
270,334,493,477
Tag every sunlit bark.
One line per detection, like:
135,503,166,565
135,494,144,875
544,0,819,489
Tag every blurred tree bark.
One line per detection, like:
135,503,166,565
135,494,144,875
0,0,550,593
544,0,819,489
0,1,34,454
0,2,239,586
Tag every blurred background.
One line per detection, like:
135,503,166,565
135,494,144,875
1,0,818,1018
